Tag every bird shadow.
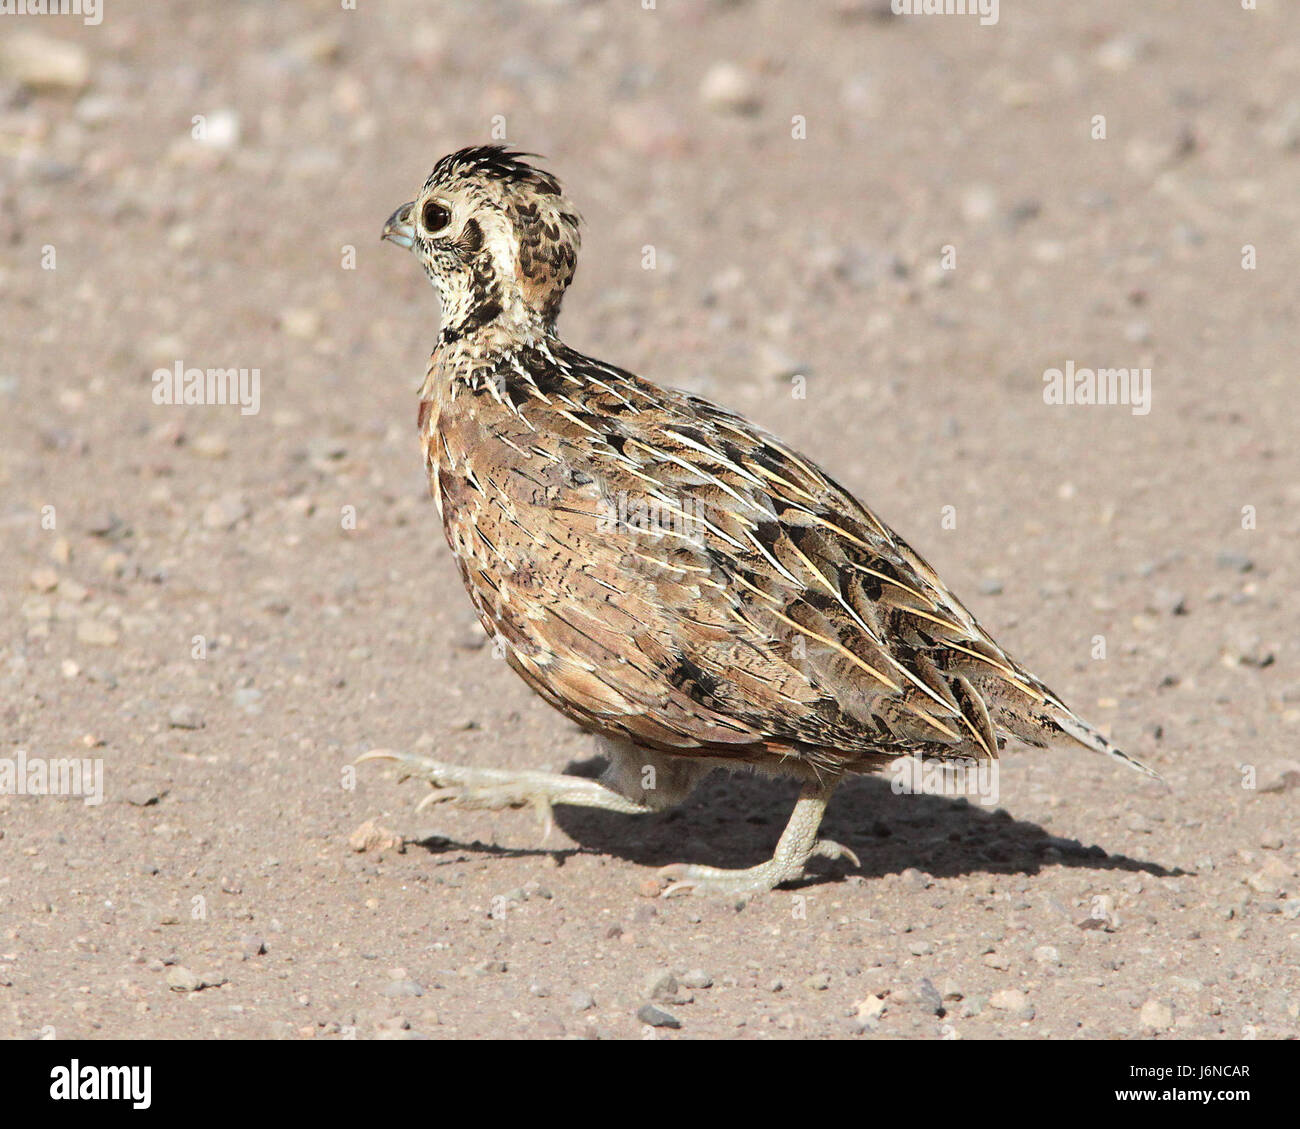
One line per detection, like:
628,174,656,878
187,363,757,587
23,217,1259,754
408,755,1185,889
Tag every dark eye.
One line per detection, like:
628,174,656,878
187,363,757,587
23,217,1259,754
421,200,451,233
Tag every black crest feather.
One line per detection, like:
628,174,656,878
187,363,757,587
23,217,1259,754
426,146,562,196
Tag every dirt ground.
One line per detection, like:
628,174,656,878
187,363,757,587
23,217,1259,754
2,0,1298,1041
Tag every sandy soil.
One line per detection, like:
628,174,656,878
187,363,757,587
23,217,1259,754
2,0,1298,1041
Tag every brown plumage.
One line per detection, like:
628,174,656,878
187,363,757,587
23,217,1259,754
366,146,1156,896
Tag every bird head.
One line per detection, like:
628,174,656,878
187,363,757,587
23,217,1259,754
382,146,581,341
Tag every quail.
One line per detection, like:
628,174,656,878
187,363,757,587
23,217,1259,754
365,145,1156,897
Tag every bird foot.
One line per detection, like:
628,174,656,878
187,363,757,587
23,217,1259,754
359,749,564,832
657,838,860,898
357,748,651,840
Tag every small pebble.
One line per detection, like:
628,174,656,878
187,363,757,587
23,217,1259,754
76,620,119,647
348,819,403,854
194,108,240,150
232,687,263,714
1255,762,1300,794
203,493,250,530
1215,551,1253,573
642,970,680,1002
165,967,225,993
636,1003,681,1029
699,62,760,115
1246,871,1284,897
165,966,202,993
281,308,322,340
29,568,59,593
912,978,944,1016
988,988,1034,1021
1139,998,1173,1032
382,980,423,998
852,994,886,1032
1095,34,1148,72
168,705,205,730
0,32,91,92
192,433,229,459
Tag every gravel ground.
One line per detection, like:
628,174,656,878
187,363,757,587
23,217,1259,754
2,0,1298,1041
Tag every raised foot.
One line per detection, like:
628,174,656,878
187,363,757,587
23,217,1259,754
658,838,861,898
360,750,548,810
356,748,651,838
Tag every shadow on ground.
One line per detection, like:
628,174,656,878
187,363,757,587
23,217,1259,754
405,756,1183,889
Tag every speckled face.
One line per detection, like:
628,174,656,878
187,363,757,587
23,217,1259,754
383,147,581,339
383,182,502,339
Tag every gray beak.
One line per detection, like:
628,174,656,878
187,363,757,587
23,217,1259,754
382,202,416,249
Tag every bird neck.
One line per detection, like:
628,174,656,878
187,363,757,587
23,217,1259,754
437,305,554,349
434,266,559,347
424,318,564,405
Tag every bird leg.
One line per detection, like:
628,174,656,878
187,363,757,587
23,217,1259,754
658,778,859,898
357,749,658,838
359,746,856,896
357,740,710,842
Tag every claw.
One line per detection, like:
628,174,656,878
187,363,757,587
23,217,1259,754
360,750,466,791
415,788,456,813
658,868,707,898
656,864,693,898
533,796,555,840
812,839,861,869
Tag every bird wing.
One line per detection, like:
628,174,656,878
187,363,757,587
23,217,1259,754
430,343,1154,776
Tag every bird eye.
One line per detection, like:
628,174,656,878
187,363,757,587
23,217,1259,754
421,200,451,233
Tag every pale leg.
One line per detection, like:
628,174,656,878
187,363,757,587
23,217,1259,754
658,778,859,897
357,738,707,838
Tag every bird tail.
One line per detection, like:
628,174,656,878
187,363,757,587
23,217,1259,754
1051,710,1161,780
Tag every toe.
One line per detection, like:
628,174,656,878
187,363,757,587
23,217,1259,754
812,839,861,868
655,863,710,898
415,787,461,812
654,862,782,898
